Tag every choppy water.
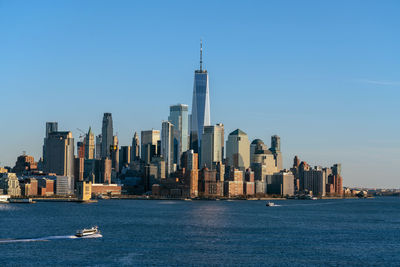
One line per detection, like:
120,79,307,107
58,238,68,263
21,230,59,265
1,198,399,266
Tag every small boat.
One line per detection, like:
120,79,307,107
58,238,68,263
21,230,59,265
0,195,10,203
311,197,318,200
75,226,100,237
266,201,275,207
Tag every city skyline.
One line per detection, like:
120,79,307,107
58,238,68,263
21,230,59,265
1,1,399,188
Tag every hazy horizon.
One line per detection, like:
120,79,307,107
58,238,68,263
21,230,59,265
1,1,399,188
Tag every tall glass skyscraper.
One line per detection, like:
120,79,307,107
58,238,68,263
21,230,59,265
190,41,211,153
101,113,113,159
168,104,189,166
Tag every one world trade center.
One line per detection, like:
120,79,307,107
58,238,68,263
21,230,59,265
190,40,211,154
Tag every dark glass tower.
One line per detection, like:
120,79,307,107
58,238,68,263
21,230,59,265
190,40,211,153
101,113,113,158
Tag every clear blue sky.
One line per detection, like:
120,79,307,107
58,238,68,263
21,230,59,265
1,0,399,188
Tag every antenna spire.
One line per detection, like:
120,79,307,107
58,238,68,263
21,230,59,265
200,39,203,72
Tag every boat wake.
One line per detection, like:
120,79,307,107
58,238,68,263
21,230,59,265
0,234,102,243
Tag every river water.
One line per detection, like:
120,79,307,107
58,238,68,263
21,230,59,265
1,197,399,266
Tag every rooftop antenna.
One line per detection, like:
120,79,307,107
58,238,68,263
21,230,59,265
200,39,203,72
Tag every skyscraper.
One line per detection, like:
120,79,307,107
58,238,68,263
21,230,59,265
200,123,224,170
141,130,160,164
84,127,95,160
101,113,113,159
270,135,283,170
44,131,75,177
190,40,211,154
161,121,175,177
168,104,189,166
131,132,140,161
45,122,58,138
95,134,102,159
43,122,58,166
226,129,250,171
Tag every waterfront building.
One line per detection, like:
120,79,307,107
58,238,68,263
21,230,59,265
76,181,92,201
38,178,54,196
244,169,255,196
141,130,160,164
161,121,175,177
55,176,74,196
302,167,326,196
44,131,75,178
91,183,121,197
200,124,224,170
267,171,295,196
168,104,189,167
224,169,244,197
198,167,223,197
20,178,38,196
101,113,113,159
0,173,21,196
84,127,95,160
226,129,250,171
131,132,140,161
94,158,111,184
190,41,211,153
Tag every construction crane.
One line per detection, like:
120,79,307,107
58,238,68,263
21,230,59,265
76,128,86,142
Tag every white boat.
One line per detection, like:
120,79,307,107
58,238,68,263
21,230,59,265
266,201,275,207
0,195,10,203
75,226,100,237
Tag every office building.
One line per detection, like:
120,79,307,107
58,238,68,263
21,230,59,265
267,171,295,196
95,134,102,159
119,146,131,170
200,123,224,170
250,139,278,180
84,127,95,160
190,41,211,153
141,130,160,164
44,131,75,177
131,132,140,161
168,104,189,166
302,167,326,196
43,122,58,167
161,121,175,177
226,129,250,171
270,135,283,170
55,176,74,196
101,113,113,158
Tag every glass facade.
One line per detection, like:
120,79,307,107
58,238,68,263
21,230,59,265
190,70,211,153
168,104,189,166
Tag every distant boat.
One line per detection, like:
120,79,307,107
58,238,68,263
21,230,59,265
75,226,100,237
266,201,276,207
9,198,35,204
311,197,318,200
